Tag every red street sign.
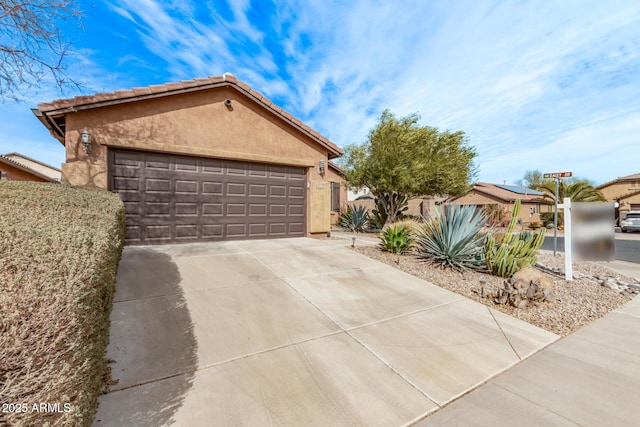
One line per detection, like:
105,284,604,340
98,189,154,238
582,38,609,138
544,172,572,178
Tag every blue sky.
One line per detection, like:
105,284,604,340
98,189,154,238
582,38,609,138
2,0,640,185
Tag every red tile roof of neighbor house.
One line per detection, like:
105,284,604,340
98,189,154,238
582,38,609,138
597,173,640,189
448,182,550,204
32,74,342,158
0,154,60,182
3,152,61,173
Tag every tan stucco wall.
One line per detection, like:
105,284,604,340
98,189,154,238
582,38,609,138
61,87,338,236
0,163,51,182
599,181,640,202
449,192,548,224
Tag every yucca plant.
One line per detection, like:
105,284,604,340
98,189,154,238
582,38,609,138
338,205,370,232
370,192,409,228
415,204,488,271
379,224,415,254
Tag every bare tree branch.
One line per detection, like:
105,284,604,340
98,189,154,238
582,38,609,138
0,0,82,101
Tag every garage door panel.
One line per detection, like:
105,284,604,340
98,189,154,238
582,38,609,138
201,159,224,174
226,204,246,216
249,184,267,197
202,181,223,195
110,149,307,244
145,178,171,193
269,185,286,197
226,223,247,237
114,176,140,191
288,168,305,180
288,186,305,198
227,183,247,196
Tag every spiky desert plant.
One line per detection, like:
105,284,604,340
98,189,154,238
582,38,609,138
370,191,409,228
415,204,488,271
485,199,546,277
379,224,415,254
338,204,370,232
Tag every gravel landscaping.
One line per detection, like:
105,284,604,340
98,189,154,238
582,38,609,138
341,231,638,336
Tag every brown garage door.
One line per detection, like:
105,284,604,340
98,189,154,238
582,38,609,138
109,149,306,244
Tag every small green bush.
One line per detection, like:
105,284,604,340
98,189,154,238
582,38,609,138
339,204,370,232
379,224,415,254
0,182,125,426
528,221,541,229
415,204,488,271
540,212,563,226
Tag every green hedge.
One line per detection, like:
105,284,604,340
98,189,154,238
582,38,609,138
0,181,125,426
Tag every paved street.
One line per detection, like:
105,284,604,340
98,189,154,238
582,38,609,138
542,234,640,264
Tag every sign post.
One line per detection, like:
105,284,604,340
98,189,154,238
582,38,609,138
544,172,572,257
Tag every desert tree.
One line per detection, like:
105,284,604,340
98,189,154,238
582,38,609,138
342,109,477,224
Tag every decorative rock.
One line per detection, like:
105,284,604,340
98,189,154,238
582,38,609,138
512,267,555,290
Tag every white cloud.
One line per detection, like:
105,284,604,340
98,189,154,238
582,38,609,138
5,0,640,185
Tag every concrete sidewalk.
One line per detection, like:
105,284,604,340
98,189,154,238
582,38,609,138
94,237,558,426
416,273,640,426
415,293,640,426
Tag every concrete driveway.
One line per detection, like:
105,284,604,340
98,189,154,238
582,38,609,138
94,238,557,426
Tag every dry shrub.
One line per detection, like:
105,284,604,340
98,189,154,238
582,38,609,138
390,218,424,235
0,182,125,426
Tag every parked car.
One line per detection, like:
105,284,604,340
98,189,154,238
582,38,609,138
355,194,374,200
620,211,640,233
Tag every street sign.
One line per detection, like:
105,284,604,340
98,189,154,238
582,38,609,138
544,172,572,178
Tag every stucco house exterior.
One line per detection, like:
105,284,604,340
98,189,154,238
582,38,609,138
33,74,343,244
596,173,640,223
0,153,60,183
444,182,551,225
327,161,347,225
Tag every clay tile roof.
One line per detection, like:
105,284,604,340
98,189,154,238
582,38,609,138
449,182,549,204
0,154,59,182
33,75,342,156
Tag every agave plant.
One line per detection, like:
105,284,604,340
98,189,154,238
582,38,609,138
415,204,488,271
338,205,370,232
379,224,415,254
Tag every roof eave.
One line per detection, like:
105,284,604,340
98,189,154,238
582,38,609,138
33,80,343,158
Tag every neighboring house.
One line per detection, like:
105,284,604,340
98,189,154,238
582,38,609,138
596,173,640,224
327,161,347,224
348,187,371,201
0,153,60,183
33,74,343,244
348,195,445,218
444,183,551,225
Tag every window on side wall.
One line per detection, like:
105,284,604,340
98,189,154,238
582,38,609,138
330,182,341,212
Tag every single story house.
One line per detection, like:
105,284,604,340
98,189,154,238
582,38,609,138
0,153,60,183
444,182,551,225
33,74,343,244
596,173,640,223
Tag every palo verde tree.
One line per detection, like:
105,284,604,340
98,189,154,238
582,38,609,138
0,1,81,101
342,109,477,224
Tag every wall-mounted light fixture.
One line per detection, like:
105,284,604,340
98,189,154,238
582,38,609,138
80,128,92,154
225,99,233,111
318,159,326,175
